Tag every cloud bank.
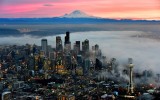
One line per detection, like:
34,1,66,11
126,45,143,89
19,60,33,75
0,31,160,75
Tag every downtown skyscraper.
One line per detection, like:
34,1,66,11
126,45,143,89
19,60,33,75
41,39,48,57
64,31,71,53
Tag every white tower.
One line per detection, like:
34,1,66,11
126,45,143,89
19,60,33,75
128,58,134,93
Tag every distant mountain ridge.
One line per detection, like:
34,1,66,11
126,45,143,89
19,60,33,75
0,10,159,24
0,18,159,24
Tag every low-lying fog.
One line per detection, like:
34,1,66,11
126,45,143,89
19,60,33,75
0,31,160,74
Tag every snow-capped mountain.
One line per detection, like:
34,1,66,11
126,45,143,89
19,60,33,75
1,10,158,24
60,10,96,18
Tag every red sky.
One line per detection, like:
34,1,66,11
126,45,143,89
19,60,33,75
0,0,160,20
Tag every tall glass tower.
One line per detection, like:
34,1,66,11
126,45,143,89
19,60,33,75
41,39,48,57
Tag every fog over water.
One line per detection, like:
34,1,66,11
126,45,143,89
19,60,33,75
0,31,160,74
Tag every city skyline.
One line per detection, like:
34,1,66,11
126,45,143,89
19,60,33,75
0,0,160,99
0,30,160,99
0,0,160,20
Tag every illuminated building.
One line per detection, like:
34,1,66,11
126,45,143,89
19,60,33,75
43,59,51,70
55,53,67,74
55,65,67,75
58,95,75,100
34,55,39,71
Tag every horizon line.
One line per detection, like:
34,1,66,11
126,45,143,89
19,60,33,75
0,17,160,21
